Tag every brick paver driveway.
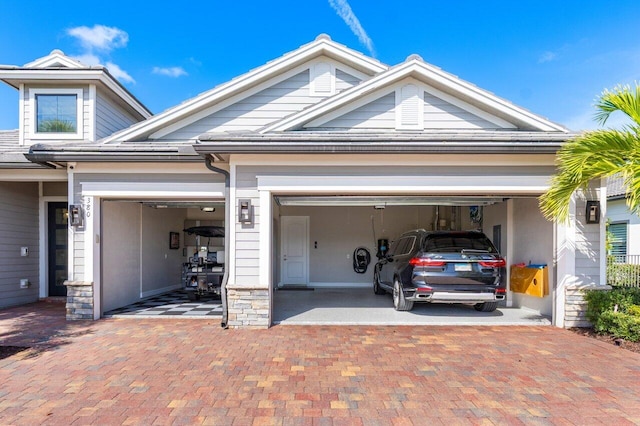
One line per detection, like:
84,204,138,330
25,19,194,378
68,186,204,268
1,301,639,425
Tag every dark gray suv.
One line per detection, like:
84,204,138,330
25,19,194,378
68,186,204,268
373,229,506,312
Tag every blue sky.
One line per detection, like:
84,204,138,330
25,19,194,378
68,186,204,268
1,0,639,131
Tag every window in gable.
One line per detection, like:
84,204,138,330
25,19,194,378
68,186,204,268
29,88,83,139
310,62,335,97
395,84,424,130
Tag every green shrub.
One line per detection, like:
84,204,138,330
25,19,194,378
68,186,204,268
627,305,640,317
583,287,640,323
583,288,640,341
595,311,640,342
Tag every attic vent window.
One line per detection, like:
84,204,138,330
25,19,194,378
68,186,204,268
310,62,335,96
396,84,424,130
29,88,83,140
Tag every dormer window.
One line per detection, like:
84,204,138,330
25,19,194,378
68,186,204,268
29,88,83,139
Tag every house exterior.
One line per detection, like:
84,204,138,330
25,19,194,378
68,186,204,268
607,176,640,258
1,35,607,328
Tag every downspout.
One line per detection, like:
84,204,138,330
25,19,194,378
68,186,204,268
205,157,230,328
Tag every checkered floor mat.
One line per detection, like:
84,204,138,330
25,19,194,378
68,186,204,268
105,289,223,318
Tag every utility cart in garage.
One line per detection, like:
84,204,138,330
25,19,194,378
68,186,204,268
182,225,225,301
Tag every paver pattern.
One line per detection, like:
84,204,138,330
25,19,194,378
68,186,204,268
1,301,640,425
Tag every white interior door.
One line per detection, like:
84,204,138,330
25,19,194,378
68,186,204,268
281,216,309,285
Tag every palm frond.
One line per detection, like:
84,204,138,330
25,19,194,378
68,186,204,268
594,83,640,126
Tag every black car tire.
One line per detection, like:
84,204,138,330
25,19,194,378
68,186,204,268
373,269,386,295
474,301,498,312
393,279,414,311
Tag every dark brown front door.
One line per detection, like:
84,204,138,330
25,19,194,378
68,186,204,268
48,202,68,297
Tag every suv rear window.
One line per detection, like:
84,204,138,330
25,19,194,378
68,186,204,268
422,233,497,253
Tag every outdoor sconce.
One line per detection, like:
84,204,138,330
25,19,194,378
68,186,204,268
586,201,600,224
238,199,253,224
69,204,84,227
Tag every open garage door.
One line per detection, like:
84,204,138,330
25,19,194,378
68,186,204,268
101,200,226,315
271,195,553,325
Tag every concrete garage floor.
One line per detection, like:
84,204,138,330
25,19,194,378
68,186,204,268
273,287,552,326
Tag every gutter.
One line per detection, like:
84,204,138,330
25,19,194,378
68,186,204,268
204,157,230,329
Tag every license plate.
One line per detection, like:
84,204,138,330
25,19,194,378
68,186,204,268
454,263,472,272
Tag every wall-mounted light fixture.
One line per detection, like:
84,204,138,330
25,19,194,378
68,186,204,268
586,201,600,224
69,204,83,227
201,207,216,212
238,199,253,223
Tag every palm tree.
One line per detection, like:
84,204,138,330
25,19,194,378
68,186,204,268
539,83,640,222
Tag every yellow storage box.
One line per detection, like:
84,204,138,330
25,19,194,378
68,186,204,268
510,264,548,297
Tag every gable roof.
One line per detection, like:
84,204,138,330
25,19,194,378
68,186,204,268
261,56,568,133
101,35,388,143
0,50,151,120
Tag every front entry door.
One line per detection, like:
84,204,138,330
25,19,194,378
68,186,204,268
280,216,309,285
48,202,68,297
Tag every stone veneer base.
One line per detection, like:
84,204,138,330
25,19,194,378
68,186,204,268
564,283,611,328
226,288,270,329
64,280,94,320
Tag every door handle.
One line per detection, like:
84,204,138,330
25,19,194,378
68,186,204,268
283,255,287,261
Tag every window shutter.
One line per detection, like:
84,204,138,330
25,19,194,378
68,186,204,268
310,62,334,96
609,222,628,258
396,84,423,129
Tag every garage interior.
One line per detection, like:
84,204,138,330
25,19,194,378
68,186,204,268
272,195,554,325
101,200,226,317
99,194,554,325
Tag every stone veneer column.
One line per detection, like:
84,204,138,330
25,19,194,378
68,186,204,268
226,287,269,328
564,283,611,328
64,280,94,320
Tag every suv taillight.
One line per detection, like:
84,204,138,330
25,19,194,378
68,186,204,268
478,258,506,268
409,257,445,267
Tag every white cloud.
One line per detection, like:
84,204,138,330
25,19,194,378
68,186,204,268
538,51,557,63
152,66,188,78
328,0,375,57
67,25,129,51
71,53,101,66
106,61,135,84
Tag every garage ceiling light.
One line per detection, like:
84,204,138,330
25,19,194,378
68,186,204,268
275,196,506,207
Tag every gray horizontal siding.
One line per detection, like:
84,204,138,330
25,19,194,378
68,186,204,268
335,69,360,92
96,90,138,139
162,71,323,140
317,93,395,130
0,182,40,308
423,92,499,129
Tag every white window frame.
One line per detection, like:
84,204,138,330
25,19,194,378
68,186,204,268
29,88,84,140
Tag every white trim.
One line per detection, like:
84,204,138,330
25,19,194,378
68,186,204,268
103,37,387,143
256,175,549,195
90,196,101,320
259,190,272,297
599,178,607,285
18,84,24,146
0,69,151,119
67,165,75,281
25,51,85,69
229,163,237,286
505,199,514,307
264,59,567,133
0,169,68,181
80,182,225,199
28,88,84,140
553,194,576,327
88,84,96,141
231,153,557,167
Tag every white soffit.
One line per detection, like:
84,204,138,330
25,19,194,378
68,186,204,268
275,195,508,207
81,182,225,199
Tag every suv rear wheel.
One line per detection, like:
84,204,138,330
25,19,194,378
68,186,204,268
393,279,414,311
474,301,498,312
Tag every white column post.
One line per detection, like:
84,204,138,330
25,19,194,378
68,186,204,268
553,194,576,327
259,190,273,324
